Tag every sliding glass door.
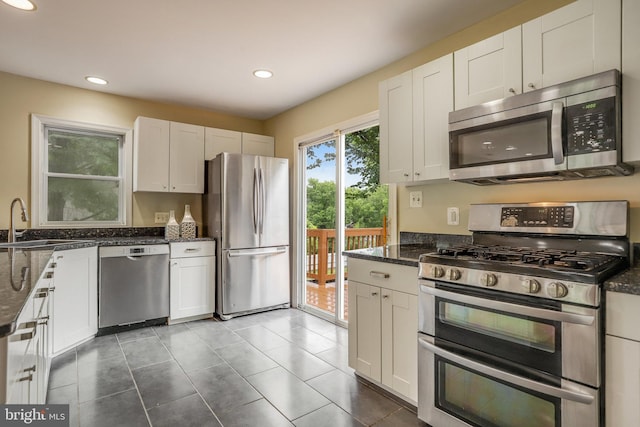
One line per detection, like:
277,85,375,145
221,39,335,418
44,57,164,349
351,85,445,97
298,120,386,324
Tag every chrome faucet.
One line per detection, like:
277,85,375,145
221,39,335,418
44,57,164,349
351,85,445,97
9,197,29,243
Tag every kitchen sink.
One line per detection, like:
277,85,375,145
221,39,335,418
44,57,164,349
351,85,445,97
0,239,87,249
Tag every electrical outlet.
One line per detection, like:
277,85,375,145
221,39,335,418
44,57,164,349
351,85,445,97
154,212,169,224
409,191,423,208
447,207,459,225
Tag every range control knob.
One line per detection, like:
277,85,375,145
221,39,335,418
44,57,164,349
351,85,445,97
547,282,569,298
522,279,541,294
447,268,462,281
481,273,498,287
430,266,445,278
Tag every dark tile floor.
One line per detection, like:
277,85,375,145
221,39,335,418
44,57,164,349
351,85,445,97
46,308,426,427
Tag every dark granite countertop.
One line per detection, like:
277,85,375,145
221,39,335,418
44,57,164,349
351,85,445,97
344,244,437,267
604,267,640,295
0,247,54,337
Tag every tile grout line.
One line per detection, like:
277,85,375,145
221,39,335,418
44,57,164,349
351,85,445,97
153,322,226,426
116,331,154,427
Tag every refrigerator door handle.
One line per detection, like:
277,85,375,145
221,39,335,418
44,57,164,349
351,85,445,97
227,247,288,257
259,167,265,235
253,168,259,234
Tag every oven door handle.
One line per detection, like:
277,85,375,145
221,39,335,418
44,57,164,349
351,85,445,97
420,285,595,326
418,336,595,405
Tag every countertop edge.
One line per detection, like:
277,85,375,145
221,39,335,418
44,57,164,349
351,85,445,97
604,267,640,295
343,251,419,267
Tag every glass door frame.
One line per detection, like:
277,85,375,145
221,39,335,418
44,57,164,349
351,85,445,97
292,111,390,325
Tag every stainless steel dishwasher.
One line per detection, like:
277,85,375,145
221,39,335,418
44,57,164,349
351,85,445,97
99,245,170,328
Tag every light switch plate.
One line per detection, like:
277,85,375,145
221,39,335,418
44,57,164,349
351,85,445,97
154,212,169,224
409,191,423,208
447,207,459,225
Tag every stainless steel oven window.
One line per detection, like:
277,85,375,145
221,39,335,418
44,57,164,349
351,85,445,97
456,117,549,166
436,357,558,427
439,300,556,352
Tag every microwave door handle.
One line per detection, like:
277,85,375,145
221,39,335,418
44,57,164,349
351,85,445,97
419,285,594,326
551,101,564,165
418,337,595,405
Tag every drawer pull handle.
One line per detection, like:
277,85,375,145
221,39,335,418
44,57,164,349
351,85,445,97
185,248,201,253
10,330,35,342
371,292,379,296
382,294,390,299
50,262,57,268
18,374,33,382
370,271,390,279
24,365,36,373
45,271,54,279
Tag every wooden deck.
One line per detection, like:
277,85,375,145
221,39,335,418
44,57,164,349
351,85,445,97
305,280,348,320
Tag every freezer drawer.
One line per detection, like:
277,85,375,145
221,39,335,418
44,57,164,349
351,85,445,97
219,246,290,317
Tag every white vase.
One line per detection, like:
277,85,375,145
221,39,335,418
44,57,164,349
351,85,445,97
180,204,196,239
165,210,180,240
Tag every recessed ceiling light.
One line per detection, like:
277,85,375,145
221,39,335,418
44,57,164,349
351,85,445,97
85,76,108,85
253,69,273,79
2,0,36,11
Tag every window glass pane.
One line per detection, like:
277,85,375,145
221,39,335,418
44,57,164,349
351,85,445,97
47,177,119,222
440,301,556,352
48,129,119,176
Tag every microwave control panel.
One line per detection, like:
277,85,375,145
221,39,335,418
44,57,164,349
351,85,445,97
566,96,616,155
500,206,575,228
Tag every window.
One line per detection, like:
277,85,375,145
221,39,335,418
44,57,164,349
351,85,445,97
31,115,132,227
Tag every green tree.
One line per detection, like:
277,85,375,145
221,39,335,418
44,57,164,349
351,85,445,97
306,178,336,229
47,129,120,221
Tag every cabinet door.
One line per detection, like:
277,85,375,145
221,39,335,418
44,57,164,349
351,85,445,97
133,117,170,192
523,0,620,91
606,335,640,427
52,247,98,355
169,122,205,193
205,127,242,160
622,0,640,164
242,133,275,157
379,71,413,183
170,256,215,320
413,54,453,181
347,282,381,381
381,290,418,402
454,27,522,109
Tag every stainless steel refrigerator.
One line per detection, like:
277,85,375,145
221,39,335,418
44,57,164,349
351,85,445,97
204,152,290,320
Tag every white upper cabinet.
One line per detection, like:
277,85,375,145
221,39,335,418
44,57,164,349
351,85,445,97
169,122,205,193
413,54,454,181
522,0,621,91
622,0,640,165
242,132,275,157
205,127,242,160
455,0,621,109
380,55,454,184
454,27,522,109
204,128,274,160
133,117,204,193
380,71,413,183
133,117,170,192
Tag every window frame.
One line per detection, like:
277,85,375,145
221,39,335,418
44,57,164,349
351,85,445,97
31,114,133,228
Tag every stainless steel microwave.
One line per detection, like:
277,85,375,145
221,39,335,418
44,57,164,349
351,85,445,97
448,69,633,185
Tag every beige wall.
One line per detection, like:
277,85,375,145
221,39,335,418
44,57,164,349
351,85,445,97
265,0,640,242
0,71,264,231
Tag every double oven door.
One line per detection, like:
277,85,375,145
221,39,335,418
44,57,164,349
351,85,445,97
417,279,601,427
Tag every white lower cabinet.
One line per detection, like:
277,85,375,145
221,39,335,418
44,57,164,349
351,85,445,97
51,247,98,355
2,257,55,404
169,241,215,322
347,258,418,403
605,291,640,426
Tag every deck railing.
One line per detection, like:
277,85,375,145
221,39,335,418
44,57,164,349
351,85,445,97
307,227,384,286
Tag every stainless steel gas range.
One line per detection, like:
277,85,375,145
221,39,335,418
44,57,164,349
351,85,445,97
417,201,629,427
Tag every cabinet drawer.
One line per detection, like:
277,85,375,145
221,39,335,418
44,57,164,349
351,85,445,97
347,258,418,295
170,241,215,258
606,291,640,341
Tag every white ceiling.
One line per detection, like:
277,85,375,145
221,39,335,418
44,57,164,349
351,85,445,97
0,0,524,120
